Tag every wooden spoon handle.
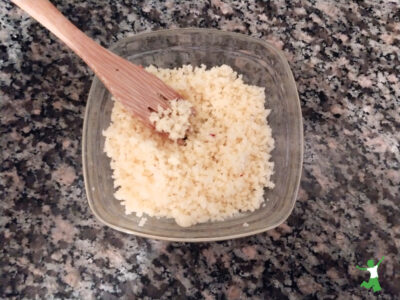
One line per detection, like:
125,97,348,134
12,0,114,73
12,0,183,128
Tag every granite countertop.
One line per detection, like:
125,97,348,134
1,0,399,298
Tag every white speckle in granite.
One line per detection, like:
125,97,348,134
202,291,215,300
294,7,307,16
241,246,256,259
297,275,323,295
63,263,81,288
311,164,333,188
50,251,63,261
365,135,396,153
257,13,268,22
387,73,398,83
327,137,338,149
211,0,234,15
3,168,22,187
335,232,347,248
310,13,324,25
381,32,395,45
36,141,53,152
9,129,19,140
165,0,174,9
52,101,63,110
62,139,71,150
387,169,400,185
40,216,52,236
265,35,284,50
358,75,373,88
295,30,314,43
202,248,217,265
4,229,11,239
51,216,78,243
142,3,152,13
326,268,340,280
315,1,340,18
280,223,292,234
330,104,345,115
267,229,281,241
104,248,126,268
226,285,242,300
220,19,246,32
52,164,76,186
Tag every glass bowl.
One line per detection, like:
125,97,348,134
82,28,303,242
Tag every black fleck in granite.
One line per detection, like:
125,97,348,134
1,0,399,298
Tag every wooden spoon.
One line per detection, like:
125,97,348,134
12,0,181,128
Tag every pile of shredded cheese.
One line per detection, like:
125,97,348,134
103,65,274,227
149,99,193,141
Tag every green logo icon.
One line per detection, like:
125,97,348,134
356,256,384,293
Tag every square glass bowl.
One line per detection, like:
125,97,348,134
82,28,303,242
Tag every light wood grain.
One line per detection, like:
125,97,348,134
12,0,180,126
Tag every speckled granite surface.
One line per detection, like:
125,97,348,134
1,0,399,298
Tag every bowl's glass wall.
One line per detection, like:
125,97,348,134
83,29,302,241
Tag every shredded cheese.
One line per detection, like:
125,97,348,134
103,65,275,227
